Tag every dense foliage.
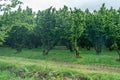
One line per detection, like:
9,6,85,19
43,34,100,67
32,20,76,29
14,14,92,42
0,2,120,58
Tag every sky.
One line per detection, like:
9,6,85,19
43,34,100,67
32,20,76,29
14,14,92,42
0,0,120,12
19,0,120,12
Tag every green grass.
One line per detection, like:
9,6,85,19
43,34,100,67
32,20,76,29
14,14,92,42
0,47,119,66
0,47,120,79
0,47,120,80
0,57,120,80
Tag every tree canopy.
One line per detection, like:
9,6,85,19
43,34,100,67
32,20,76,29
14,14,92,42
0,3,120,58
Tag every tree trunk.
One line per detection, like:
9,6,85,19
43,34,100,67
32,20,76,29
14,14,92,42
66,42,73,52
95,42,102,55
74,38,80,58
86,46,91,50
75,47,80,58
116,49,120,61
108,46,114,51
43,49,49,55
42,45,49,55
16,47,22,53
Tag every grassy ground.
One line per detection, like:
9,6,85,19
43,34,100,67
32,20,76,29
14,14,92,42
0,47,120,66
0,47,120,80
0,56,120,80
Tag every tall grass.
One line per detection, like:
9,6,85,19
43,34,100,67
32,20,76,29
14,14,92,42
0,61,120,80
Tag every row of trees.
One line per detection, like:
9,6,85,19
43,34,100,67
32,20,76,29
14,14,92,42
0,2,120,58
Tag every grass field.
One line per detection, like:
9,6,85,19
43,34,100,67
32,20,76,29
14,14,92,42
0,47,120,80
0,47,120,66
